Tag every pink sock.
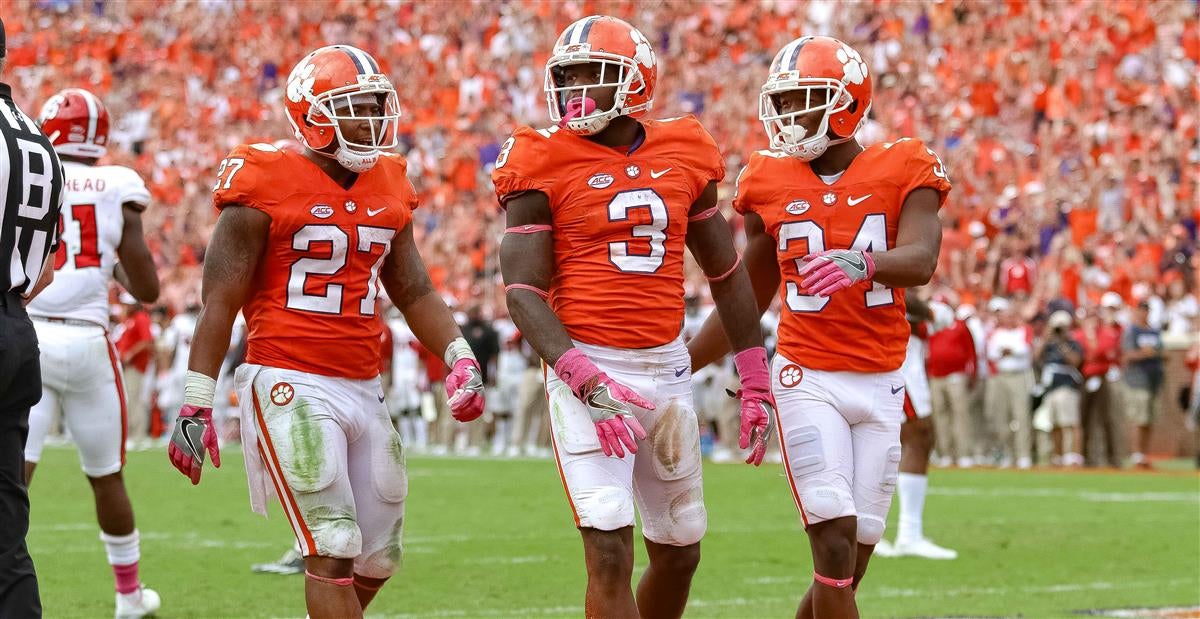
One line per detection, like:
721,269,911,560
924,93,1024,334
113,562,139,594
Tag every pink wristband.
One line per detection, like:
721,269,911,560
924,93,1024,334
505,283,549,300
306,571,354,587
706,254,742,283
505,224,552,234
813,571,853,588
733,346,770,392
688,206,720,222
553,348,600,396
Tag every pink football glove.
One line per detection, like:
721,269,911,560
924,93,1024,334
732,347,777,466
555,348,653,458
445,357,486,422
168,404,221,485
798,249,876,297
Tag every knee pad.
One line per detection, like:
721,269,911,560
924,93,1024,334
645,486,707,546
857,515,886,545
303,505,363,560
798,486,855,522
574,485,635,532
354,529,403,579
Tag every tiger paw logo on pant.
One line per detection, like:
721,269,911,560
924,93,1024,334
270,382,295,406
778,365,804,388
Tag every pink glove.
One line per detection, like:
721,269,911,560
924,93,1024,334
798,250,875,297
445,358,486,422
555,348,653,458
732,347,777,466
168,404,221,485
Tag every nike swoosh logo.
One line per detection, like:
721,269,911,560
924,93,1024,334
836,253,866,271
180,418,202,455
891,385,904,395
650,168,672,179
367,207,387,217
847,194,872,206
674,367,688,377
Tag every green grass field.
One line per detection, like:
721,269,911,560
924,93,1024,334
27,446,1200,618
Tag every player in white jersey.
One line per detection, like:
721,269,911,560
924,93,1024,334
387,310,426,450
24,89,161,618
875,289,958,560
156,304,200,430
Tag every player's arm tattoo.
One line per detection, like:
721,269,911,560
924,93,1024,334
381,221,462,361
686,181,764,354
871,187,942,288
499,190,574,366
688,211,779,370
188,205,270,378
115,202,160,303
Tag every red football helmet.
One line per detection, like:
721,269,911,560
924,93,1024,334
544,15,658,135
283,45,400,173
760,36,873,160
37,88,110,158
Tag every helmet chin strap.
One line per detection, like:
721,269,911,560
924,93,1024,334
310,143,381,173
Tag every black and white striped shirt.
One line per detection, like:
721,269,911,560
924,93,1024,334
0,81,64,295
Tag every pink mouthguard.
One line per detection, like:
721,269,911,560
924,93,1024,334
559,97,597,128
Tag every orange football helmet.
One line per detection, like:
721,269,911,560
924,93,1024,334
760,36,873,160
544,15,658,135
37,88,109,158
283,45,400,172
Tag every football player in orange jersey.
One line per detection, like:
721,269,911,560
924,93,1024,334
495,15,774,619
689,36,950,618
165,45,485,619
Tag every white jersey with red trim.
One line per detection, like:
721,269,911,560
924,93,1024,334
26,161,149,326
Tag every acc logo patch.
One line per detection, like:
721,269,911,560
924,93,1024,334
270,382,295,406
588,173,615,189
785,200,811,215
310,204,334,219
778,364,804,388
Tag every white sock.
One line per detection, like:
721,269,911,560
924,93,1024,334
492,418,510,452
100,529,140,566
413,416,428,448
396,416,414,446
896,473,927,544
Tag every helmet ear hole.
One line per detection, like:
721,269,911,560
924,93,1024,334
848,100,859,114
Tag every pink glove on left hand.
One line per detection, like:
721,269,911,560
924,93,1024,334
732,347,776,466
798,249,875,297
168,404,221,485
445,358,486,422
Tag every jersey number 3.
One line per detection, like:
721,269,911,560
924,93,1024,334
778,214,894,312
608,189,668,274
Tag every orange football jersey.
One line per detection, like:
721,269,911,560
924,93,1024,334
493,116,724,349
734,138,951,373
212,143,417,379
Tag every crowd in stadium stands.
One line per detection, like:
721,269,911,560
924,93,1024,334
7,0,1198,465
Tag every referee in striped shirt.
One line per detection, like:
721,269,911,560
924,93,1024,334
0,17,65,618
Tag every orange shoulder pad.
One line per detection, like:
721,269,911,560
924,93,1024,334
491,125,560,204
650,115,725,185
889,138,952,209
732,149,787,216
211,143,289,212
378,152,420,212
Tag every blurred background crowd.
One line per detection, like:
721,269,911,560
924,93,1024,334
6,0,1197,465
